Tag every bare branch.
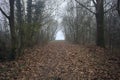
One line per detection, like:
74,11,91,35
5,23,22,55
92,0,96,6
75,0,96,14
104,1,112,8
0,7,9,19
104,4,116,14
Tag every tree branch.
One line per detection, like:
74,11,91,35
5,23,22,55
104,4,116,14
75,0,96,14
104,1,112,8
0,7,9,19
92,0,97,6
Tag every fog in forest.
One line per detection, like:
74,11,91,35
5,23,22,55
0,0,120,79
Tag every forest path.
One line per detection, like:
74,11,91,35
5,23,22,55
0,41,120,80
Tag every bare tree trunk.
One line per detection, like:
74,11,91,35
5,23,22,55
0,0,16,59
95,0,105,47
9,0,17,58
16,0,24,55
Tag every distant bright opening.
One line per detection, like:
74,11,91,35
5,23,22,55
55,30,65,40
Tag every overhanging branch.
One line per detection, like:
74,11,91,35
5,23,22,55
75,0,96,14
0,7,9,19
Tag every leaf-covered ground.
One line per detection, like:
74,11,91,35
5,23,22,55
0,41,120,80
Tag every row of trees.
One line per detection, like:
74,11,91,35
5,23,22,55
62,0,120,51
0,0,58,60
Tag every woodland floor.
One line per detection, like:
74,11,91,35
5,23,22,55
0,41,120,80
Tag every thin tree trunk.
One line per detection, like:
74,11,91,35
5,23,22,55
117,0,120,16
27,0,32,23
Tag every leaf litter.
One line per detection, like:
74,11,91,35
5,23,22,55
0,41,120,80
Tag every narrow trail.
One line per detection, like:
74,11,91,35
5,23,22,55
0,41,120,80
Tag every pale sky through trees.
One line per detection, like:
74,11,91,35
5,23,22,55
55,30,65,40
54,0,67,40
